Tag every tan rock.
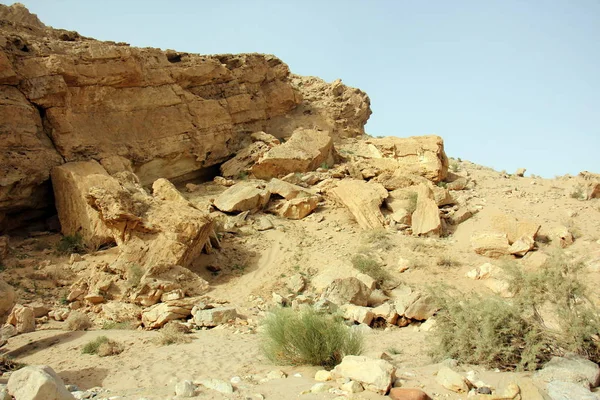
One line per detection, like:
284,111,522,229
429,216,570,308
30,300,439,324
341,305,375,325
491,213,540,244
371,303,399,325
449,208,473,225
0,235,8,261
368,135,449,182
220,141,271,179
7,365,75,400
266,178,313,200
515,168,526,177
404,294,437,321
446,177,468,191
466,263,496,280
509,235,535,256
141,300,195,329
193,306,237,327
436,366,470,393
471,232,511,258
330,180,388,230
0,280,16,323
276,196,319,219
213,181,271,213
547,225,574,248
332,355,396,394
411,184,441,236
322,277,372,307
251,128,334,179
6,304,36,333
389,387,432,400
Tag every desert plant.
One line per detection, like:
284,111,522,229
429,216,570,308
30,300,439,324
156,322,192,345
407,192,418,214
320,162,330,170
436,256,460,268
81,336,123,356
364,229,392,250
261,308,363,369
82,336,109,355
450,161,460,172
0,355,24,373
65,311,92,331
56,233,86,255
430,253,600,370
351,254,389,286
570,185,585,200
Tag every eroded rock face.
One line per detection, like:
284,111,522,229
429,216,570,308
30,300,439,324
0,4,371,231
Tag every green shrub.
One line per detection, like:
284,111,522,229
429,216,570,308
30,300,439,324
56,233,85,255
450,161,460,172
261,308,363,369
127,264,144,288
82,336,109,355
351,254,389,286
430,253,600,370
156,322,192,345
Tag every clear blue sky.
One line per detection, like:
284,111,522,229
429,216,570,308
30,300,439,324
5,1,599,177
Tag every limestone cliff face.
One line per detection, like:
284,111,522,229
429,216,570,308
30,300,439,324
0,4,371,231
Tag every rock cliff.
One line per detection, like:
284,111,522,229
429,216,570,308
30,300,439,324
0,3,371,231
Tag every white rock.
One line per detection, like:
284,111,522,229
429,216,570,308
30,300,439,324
332,355,396,394
435,366,470,393
536,354,600,388
314,370,332,382
7,365,75,400
175,380,195,397
341,380,364,393
197,378,234,394
310,383,329,393
547,381,600,400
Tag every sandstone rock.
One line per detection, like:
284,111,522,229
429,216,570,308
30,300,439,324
404,294,437,321
446,177,468,191
332,355,396,394
368,135,449,182
389,387,432,400
547,226,574,248
7,365,75,400
471,232,510,258
213,181,271,213
251,129,334,179
546,381,599,400
6,304,36,333
436,366,470,393
371,303,399,325
314,370,333,382
515,168,526,177
266,178,313,200
483,278,512,298
466,263,496,280
322,277,371,307
0,280,15,323
491,214,540,245
508,235,535,256
411,184,441,236
341,305,375,325
197,378,234,394
374,170,428,191
275,196,319,219
341,380,364,393
355,273,377,290
330,180,388,230
535,354,600,388
141,300,195,329
175,380,195,397
192,306,237,327
449,208,473,225
220,141,271,179
286,274,306,294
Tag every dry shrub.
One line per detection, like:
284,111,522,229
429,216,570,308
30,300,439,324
351,254,390,287
0,355,24,373
66,311,92,331
261,308,363,369
81,335,123,356
430,252,600,371
156,322,192,346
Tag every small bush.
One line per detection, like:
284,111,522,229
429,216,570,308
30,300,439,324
156,322,192,346
450,161,460,172
66,311,92,331
81,336,123,356
351,254,389,286
430,253,600,370
56,233,86,255
364,229,392,250
436,256,460,268
261,308,363,369
82,336,108,355
570,185,585,200
0,355,24,373
407,192,418,214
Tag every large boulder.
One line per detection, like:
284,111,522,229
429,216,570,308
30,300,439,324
535,354,600,388
251,128,334,179
330,180,388,230
332,355,396,394
0,280,15,323
471,232,511,258
368,135,449,183
491,213,540,245
411,184,441,236
141,300,195,329
6,304,36,333
213,181,271,213
322,277,372,307
7,365,74,400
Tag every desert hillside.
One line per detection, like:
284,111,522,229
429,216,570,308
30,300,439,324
1,4,600,400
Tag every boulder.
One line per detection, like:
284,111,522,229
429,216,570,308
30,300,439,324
266,178,313,200
341,305,375,325
491,214,540,245
322,277,371,307
546,381,599,400
332,355,396,394
6,304,36,333
213,181,271,213
471,232,511,258
197,378,234,394
411,184,441,236
368,135,449,182
404,294,437,321
275,196,319,219
175,380,195,397
435,366,470,393
220,141,271,179
330,180,388,230
192,306,237,327
509,236,535,256
449,208,473,225
251,129,334,179
0,280,15,323
7,365,74,400
535,354,600,388
141,300,195,329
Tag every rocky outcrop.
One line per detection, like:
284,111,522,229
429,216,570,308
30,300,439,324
330,180,388,230
0,4,371,231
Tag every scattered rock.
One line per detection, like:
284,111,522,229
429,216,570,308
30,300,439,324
0,280,15,323
341,380,364,393
141,300,195,329
466,263,496,280
435,366,471,393
546,381,599,400
197,378,234,394
192,306,237,327
471,232,510,258
315,370,333,382
6,304,35,333
322,277,372,307
515,168,526,177
341,304,375,325
174,380,195,397
213,181,271,213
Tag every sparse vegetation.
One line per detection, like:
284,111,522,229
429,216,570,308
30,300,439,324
407,191,418,214
66,311,92,331
436,256,460,268
56,233,86,255
127,264,144,288
237,170,249,180
0,355,24,373
82,336,123,356
351,254,389,286
570,185,585,200
102,321,134,330
364,228,392,250
262,308,363,369
386,347,402,355
430,253,600,371
450,161,460,173
156,322,192,345
320,162,330,170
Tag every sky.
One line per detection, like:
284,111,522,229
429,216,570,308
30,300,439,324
5,0,599,177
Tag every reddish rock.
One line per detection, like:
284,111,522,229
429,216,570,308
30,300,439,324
389,388,431,400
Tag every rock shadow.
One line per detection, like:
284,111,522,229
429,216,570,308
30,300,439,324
3,330,86,359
